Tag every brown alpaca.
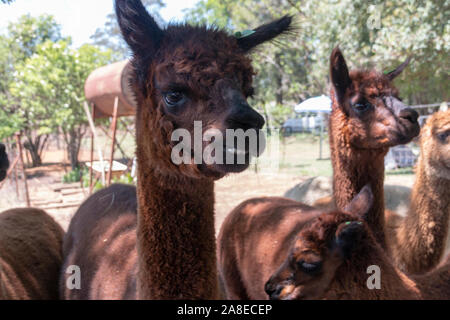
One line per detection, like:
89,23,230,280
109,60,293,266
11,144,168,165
0,208,64,300
326,47,419,248
218,185,374,299
265,186,450,300
216,48,420,299
0,143,8,182
60,0,292,300
386,110,450,274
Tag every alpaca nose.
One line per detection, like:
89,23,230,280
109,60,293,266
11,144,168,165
227,103,265,130
399,108,419,124
264,281,283,299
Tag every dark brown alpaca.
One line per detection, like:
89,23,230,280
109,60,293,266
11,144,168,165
0,143,8,182
60,0,292,300
265,186,450,300
387,110,450,274
327,47,419,248
0,208,64,299
216,48,420,299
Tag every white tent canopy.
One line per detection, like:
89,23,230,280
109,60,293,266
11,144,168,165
295,95,332,113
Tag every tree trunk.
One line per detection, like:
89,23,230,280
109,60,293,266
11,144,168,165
23,133,48,167
66,128,84,170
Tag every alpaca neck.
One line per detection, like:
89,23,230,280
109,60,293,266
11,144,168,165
413,256,450,299
395,157,450,274
329,110,387,248
135,163,217,299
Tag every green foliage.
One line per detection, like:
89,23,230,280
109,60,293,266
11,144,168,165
0,14,64,165
62,166,88,183
10,39,112,168
82,172,135,192
185,0,449,125
0,14,113,168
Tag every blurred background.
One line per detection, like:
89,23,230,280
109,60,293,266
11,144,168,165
0,0,448,232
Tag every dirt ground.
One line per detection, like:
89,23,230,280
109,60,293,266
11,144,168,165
0,135,415,234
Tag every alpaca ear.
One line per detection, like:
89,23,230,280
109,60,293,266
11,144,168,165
236,15,293,52
385,56,412,81
344,184,373,220
115,0,164,58
330,46,352,107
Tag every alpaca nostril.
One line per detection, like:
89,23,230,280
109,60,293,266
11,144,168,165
265,282,284,299
264,282,274,296
399,108,419,124
257,114,265,130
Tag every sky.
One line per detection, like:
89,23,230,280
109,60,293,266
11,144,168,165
0,0,200,47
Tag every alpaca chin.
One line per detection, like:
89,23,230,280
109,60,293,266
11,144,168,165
200,161,252,177
386,120,421,147
0,170,6,181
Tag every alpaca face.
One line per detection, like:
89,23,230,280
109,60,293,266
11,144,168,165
422,110,450,180
115,0,292,179
0,143,9,182
330,47,420,149
151,32,265,177
265,186,373,300
265,214,367,300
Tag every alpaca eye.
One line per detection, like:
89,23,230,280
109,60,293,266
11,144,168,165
298,260,322,274
353,102,372,113
437,131,450,143
164,92,184,107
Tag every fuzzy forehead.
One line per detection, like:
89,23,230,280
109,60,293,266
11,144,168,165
422,110,450,140
154,25,254,89
298,212,358,247
349,70,399,97
430,111,450,131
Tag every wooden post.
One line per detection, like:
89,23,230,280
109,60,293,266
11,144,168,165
107,96,119,186
83,101,105,185
14,151,19,197
319,112,323,160
15,133,30,207
89,104,95,193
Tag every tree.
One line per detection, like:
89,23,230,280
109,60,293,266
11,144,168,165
185,0,449,127
11,40,112,169
0,14,63,166
90,0,165,60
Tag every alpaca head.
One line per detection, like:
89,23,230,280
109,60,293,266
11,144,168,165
329,47,420,149
265,185,374,300
420,110,450,180
0,143,9,182
115,0,292,180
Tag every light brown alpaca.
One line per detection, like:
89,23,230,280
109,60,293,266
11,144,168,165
0,208,64,300
217,47,420,299
60,0,292,300
327,47,420,248
386,110,450,274
265,186,450,300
